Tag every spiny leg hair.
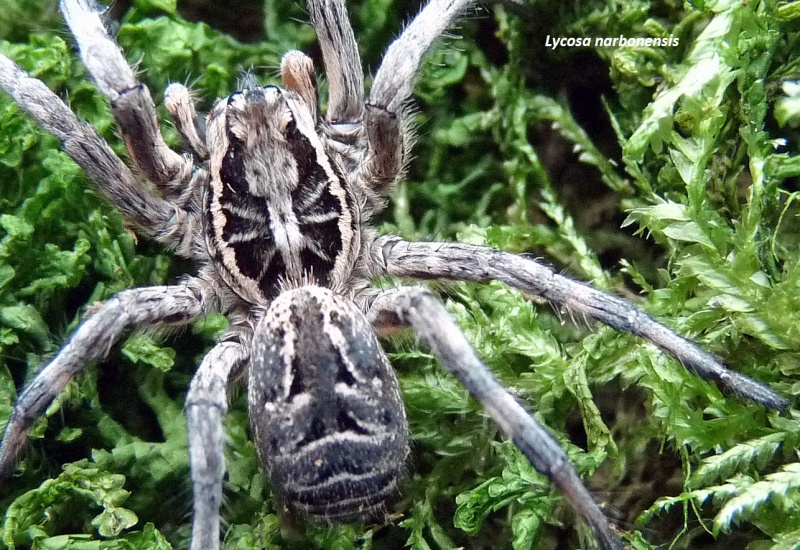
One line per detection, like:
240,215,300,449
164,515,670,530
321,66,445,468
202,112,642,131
164,83,208,161
61,0,192,192
375,237,789,410
186,337,250,548
361,0,482,193
370,0,478,114
0,53,200,257
308,0,364,123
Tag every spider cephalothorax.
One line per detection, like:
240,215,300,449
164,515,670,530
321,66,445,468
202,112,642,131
0,1,788,549
206,82,361,303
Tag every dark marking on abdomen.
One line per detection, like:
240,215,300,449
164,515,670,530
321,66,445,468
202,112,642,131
249,287,408,523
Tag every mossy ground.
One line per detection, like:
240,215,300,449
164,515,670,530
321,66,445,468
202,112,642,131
0,1,799,548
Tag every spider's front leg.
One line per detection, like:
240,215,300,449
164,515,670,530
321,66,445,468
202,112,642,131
308,0,364,124
368,287,624,550
60,0,193,194
362,0,480,190
376,237,789,410
0,281,213,484
0,44,200,257
369,0,478,115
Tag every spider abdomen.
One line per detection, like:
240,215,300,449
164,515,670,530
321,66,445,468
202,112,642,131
248,286,408,522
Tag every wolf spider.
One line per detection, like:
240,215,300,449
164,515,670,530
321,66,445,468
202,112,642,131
0,0,788,548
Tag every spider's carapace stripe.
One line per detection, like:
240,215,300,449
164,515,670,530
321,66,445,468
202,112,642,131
204,87,358,303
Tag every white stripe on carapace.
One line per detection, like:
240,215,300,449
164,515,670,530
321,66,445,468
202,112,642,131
285,93,358,294
206,86,359,304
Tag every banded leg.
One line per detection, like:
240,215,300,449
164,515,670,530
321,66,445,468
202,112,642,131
0,283,209,483
308,0,364,123
0,53,201,257
375,237,789,410
60,0,192,194
362,0,480,191
186,336,249,550
367,287,624,550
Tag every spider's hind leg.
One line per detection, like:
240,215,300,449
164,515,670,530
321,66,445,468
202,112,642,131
186,336,249,550
367,287,624,550
376,238,789,411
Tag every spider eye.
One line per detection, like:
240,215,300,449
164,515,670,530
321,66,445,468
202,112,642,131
330,122,361,135
281,117,297,136
227,91,243,106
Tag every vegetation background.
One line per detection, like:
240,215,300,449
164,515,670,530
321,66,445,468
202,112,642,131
0,0,799,548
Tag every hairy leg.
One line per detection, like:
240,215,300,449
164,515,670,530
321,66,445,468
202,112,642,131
160,83,210,212
370,0,478,114
0,282,212,483
164,83,208,161
367,287,624,550
307,0,364,124
280,51,319,123
361,0,481,192
374,237,788,410
186,335,250,550
0,52,201,257
61,0,193,194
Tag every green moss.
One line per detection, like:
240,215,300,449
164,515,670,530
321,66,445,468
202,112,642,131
1,0,798,549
